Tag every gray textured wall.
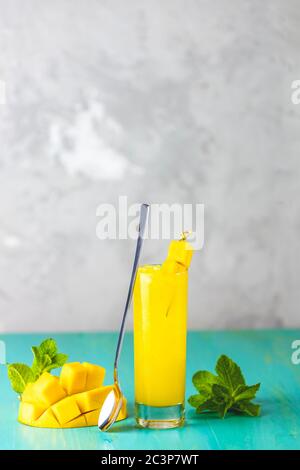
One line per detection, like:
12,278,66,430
0,0,299,332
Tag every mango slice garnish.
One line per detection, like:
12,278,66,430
162,232,194,274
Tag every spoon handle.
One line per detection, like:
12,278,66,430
113,203,149,374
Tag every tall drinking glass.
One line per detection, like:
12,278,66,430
133,264,188,429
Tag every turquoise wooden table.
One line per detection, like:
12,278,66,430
0,330,299,450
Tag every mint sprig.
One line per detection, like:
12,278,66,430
31,338,68,378
7,338,68,394
188,355,261,418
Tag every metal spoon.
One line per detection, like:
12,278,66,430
98,203,149,431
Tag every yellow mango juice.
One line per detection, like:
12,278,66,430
133,262,188,428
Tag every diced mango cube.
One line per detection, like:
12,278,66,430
51,396,81,425
84,398,127,426
18,402,45,425
75,385,114,413
34,408,60,428
60,362,87,395
166,240,193,268
82,362,105,390
33,372,66,407
62,415,86,428
22,383,37,404
84,408,99,426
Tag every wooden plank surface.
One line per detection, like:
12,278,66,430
0,330,299,450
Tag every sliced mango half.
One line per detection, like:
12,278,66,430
19,362,127,428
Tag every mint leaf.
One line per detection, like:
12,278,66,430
233,401,261,417
196,398,220,414
234,383,260,402
31,346,42,377
196,396,232,418
215,355,245,392
212,383,231,401
188,354,261,419
44,353,68,372
39,338,57,358
192,371,220,398
31,347,52,378
218,401,232,419
188,394,208,408
40,354,52,370
195,383,214,398
51,353,68,367
31,346,41,364
211,384,233,415
7,364,34,394
192,370,219,389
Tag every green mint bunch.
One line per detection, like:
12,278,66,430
188,355,261,418
7,338,68,394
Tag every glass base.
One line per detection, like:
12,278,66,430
135,403,185,429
